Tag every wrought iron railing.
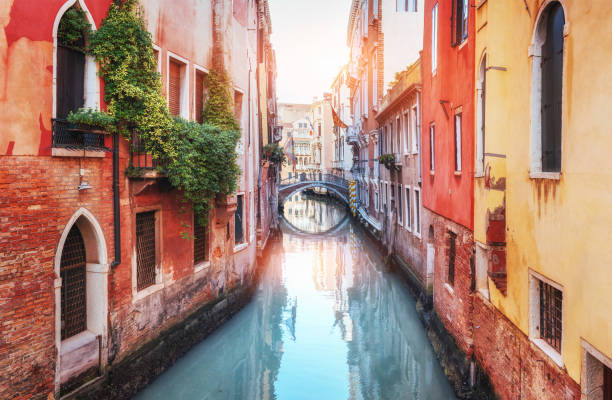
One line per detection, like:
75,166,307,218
51,118,108,151
130,130,163,170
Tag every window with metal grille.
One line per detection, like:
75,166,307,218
452,0,469,46
195,70,207,124
448,231,456,286
193,214,209,264
541,3,564,172
136,211,157,291
60,225,87,340
538,279,563,352
168,60,182,117
235,195,244,244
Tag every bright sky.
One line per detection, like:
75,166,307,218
268,0,352,104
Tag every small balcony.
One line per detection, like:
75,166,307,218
128,131,166,179
51,118,109,156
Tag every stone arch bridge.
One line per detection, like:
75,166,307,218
278,173,350,205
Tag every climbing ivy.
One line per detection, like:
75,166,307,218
85,0,241,223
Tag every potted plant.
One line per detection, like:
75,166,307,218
67,108,114,133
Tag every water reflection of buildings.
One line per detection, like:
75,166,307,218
283,192,347,234
345,228,449,400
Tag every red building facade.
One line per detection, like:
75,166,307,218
421,0,476,356
0,1,277,398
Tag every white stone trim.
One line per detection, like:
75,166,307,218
54,207,108,394
528,269,565,368
166,51,190,119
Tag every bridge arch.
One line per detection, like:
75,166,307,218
279,183,349,206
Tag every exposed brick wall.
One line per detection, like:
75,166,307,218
473,294,580,400
424,208,474,356
0,154,114,399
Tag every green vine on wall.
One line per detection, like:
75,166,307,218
57,5,91,53
81,0,241,223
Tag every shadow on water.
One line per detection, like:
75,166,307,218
135,191,456,400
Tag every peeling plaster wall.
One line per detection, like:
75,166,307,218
474,0,612,388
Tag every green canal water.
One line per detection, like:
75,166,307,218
135,193,456,400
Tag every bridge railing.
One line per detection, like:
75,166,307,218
280,173,348,189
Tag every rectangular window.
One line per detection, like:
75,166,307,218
405,187,411,230
193,214,209,264
431,4,438,72
234,90,243,129
455,113,462,172
538,279,563,352
397,0,405,11
195,70,207,124
447,231,456,286
235,194,245,245
136,211,157,291
397,185,403,224
168,59,182,117
411,105,418,153
453,0,469,45
375,191,379,212
403,112,410,154
430,123,435,171
414,188,421,235
396,116,401,156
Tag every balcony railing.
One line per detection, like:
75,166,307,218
130,130,163,171
51,118,108,151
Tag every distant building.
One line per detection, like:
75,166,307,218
375,58,425,289
330,65,354,179
346,0,424,232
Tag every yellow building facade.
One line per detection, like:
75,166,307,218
474,0,612,396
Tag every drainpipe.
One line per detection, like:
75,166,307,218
110,132,121,268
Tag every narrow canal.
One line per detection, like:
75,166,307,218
135,192,456,400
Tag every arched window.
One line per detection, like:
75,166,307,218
53,2,100,119
476,53,486,175
531,2,565,174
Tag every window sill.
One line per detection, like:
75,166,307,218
457,39,468,51
429,171,435,176
529,171,560,180
454,171,462,176
52,148,106,158
414,230,422,240
474,171,485,178
531,337,564,368
194,260,211,274
233,242,248,253
132,282,164,303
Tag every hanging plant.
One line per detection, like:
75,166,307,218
262,143,286,165
378,153,397,170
